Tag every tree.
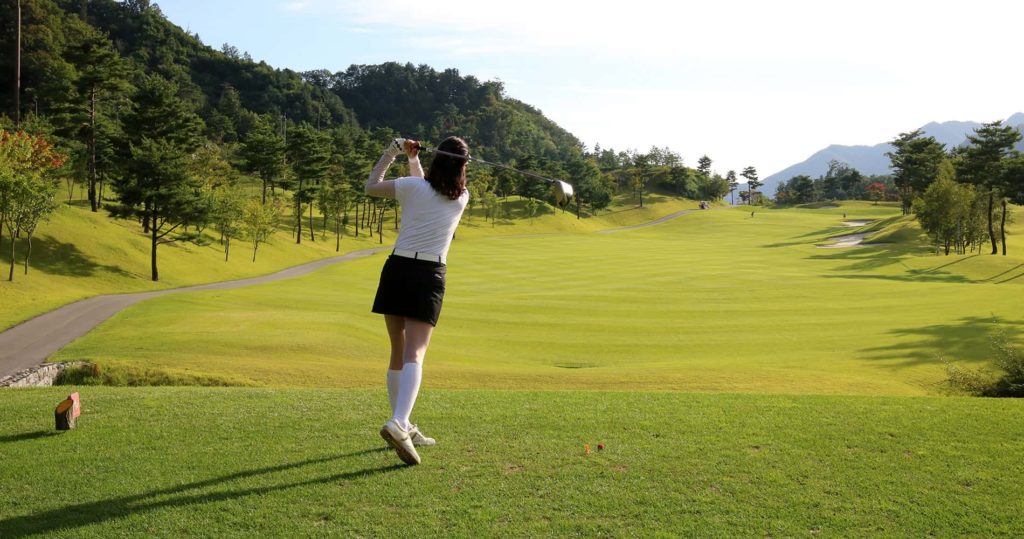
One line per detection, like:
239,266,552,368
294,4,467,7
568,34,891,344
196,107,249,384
726,170,738,205
865,182,886,204
0,130,65,280
287,124,331,244
632,153,651,207
243,196,282,262
697,155,712,178
523,196,540,223
239,119,285,205
317,176,352,252
211,184,246,262
741,166,761,205
62,24,131,212
914,173,973,255
789,175,815,204
110,76,206,281
886,130,946,216
956,121,1022,255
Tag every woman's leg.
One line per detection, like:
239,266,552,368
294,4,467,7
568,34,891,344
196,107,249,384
384,315,406,370
392,317,434,429
384,315,405,413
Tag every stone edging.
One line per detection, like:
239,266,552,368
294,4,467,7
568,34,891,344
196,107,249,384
0,362,85,388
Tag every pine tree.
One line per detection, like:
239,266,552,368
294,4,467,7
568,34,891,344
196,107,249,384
109,75,206,281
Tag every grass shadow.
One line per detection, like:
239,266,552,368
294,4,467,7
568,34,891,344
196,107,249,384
0,236,132,278
806,244,914,273
0,430,62,444
858,315,1024,369
988,263,1024,283
760,226,850,248
0,447,402,537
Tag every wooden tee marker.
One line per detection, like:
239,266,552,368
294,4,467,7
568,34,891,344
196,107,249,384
55,392,81,430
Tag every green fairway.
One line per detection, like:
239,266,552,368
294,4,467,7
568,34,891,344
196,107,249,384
0,192,696,333
0,201,382,332
51,201,1024,395
1,387,1021,537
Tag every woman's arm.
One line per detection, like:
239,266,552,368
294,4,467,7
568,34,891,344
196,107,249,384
365,151,397,199
365,139,422,198
409,154,424,178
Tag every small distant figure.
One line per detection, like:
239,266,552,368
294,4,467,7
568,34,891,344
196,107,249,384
843,212,847,219
751,211,755,217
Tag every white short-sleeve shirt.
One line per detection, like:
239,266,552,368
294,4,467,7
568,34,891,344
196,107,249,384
393,177,468,259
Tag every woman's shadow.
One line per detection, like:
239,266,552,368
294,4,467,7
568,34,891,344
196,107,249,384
0,448,403,537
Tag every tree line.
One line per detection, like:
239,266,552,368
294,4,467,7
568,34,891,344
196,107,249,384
773,160,897,205
1,0,756,282
889,123,1024,256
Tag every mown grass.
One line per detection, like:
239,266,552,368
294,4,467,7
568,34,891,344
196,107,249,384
0,190,695,332
51,201,1024,395
2,387,1022,537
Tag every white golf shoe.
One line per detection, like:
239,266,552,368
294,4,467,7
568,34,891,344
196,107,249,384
380,419,421,465
408,424,436,446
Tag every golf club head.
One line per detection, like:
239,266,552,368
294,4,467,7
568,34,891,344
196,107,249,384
553,181,574,207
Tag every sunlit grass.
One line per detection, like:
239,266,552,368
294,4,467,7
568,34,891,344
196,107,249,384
52,201,1024,395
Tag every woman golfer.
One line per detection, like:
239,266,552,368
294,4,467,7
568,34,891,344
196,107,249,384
365,136,469,465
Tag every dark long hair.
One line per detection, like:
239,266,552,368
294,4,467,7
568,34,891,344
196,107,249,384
425,136,468,200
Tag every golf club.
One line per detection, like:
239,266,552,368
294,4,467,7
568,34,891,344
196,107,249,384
413,142,575,207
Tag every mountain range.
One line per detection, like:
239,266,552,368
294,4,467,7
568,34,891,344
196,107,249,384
761,113,1024,196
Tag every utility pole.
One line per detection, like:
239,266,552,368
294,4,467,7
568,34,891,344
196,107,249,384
15,0,22,127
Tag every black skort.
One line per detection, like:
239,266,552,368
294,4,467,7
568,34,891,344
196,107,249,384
371,255,447,326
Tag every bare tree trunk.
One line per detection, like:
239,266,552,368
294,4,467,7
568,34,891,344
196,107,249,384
335,214,341,252
353,202,359,237
261,178,267,205
23,232,32,274
988,190,997,254
377,206,386,244
151,211,159,281
295,194,302,245
9,226,19,281
15,0,21,127
88,89,98,212
1001,198,1008,256
224,235,230,262
308,202,315,242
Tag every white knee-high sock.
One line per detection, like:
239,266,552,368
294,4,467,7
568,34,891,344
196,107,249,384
386,369,401,413
392,362,423,431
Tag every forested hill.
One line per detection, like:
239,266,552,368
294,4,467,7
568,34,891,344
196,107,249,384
0,0,582,163
316,63,584,163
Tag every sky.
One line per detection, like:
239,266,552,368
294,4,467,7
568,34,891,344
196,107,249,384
157,0,1023,179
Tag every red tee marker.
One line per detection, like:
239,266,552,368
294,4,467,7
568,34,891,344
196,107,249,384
69,392,81,419
55,393,81,430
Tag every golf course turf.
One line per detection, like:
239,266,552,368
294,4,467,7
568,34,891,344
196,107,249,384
1,388,1022,536
3,200,1023,536
49,202,1024,395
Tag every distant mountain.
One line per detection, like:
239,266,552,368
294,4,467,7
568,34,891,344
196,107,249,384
762,114,1024,197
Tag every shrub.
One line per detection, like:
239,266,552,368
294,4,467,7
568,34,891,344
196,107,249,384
944,329,1024,397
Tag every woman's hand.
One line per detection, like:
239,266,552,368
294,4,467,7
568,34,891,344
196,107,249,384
404,139,420,159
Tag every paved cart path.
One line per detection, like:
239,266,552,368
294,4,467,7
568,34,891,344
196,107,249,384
0,248,387,378
0,206,723,379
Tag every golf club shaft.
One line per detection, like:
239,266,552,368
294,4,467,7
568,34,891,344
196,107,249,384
418,146,561,185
